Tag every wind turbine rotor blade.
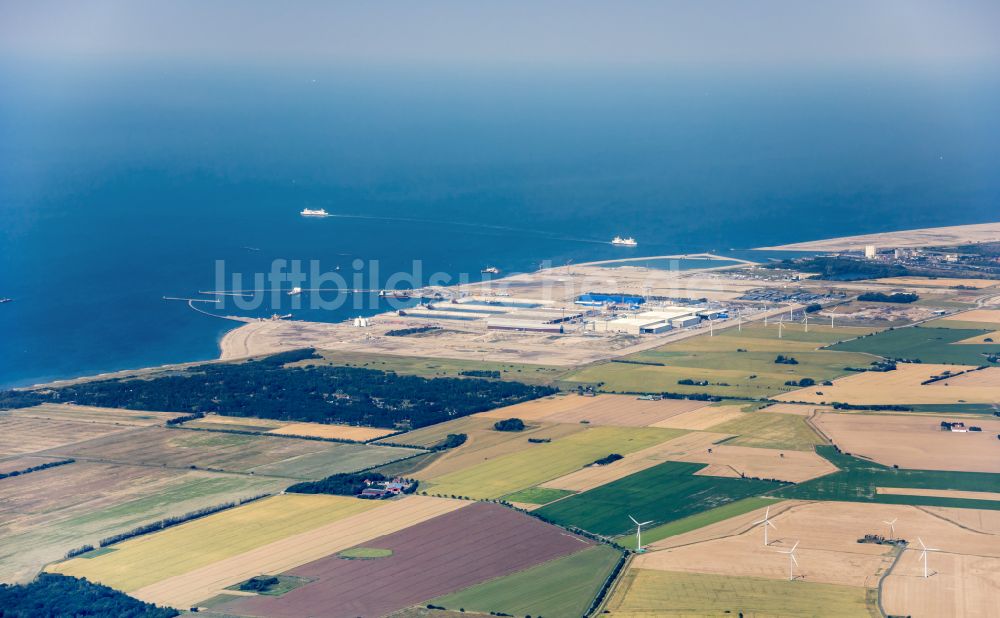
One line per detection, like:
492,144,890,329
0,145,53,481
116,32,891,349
767,520,777,529
790,541,799,552
790,554,799,566
640,520,653,526
629,515,640,526
918,537,926,550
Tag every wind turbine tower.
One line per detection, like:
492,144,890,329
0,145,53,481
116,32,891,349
777,541,799,581
883,518,897,540
918,537,939,578
629,515,653,552
752,506,777,546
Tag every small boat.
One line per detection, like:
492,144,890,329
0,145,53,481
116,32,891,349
0,298,11,304
288,287,303,296
481,266,500,275
379,290,412,299
611,236,638,247
300,208,329,217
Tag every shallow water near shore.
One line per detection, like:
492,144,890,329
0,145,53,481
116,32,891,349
2,64,999,387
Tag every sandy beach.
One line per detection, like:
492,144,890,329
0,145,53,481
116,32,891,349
757,221,1000,251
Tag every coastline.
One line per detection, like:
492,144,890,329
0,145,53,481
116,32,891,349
755,221,1000,252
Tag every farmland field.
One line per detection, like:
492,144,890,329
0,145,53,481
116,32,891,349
213,502,595,618
475,393,709,426
604,569,873,617
423,426,683,499
122,495,467,608
184,414,399,441
814,411,1000,472
707,410,825,451
616,496,779,550
0,414,136,456
1,462,283,583
47,426,418,477
11,403,180,426
777,363,1000,405
502,486,576,505
429,545,622,618
395,416,587,481
563,323,879,397
539,432,729,493
828,326,998,365
775,446,1000,510
535,461,784,536
49,494,381,592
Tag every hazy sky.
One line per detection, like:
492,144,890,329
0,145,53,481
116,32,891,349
1,1,998,70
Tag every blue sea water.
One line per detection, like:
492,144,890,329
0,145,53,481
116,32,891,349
1,64,998,388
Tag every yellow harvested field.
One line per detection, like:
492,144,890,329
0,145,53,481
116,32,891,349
922,507,1000,535
941,308,1000,323
412,420,585,481
877,487,1000,502
882,552,1000,618
49,494,380,592
129,496,467,608
268,422,396,442
873,277,1000,289
650,405,746,430
813,412,1000,473
13,404,180,426
475,393,707,426
424,426,682,499
678,444,839,483
931,366,1000,386
776,363,1000,404
539,432,730,492
956,330,1000,344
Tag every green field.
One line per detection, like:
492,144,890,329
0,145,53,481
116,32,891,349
423,426,682,499
708,411,825,451
616,497,780,550
292,350,569,385
430,545,622,618
337,547,393,559
535,461,784,536
564,323,879,397
502,486,576,505
776,446,1000,509
606,569,874,617
829,326,999,365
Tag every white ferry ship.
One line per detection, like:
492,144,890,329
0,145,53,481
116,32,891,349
287,287,303,296
300,208,329,217
481,266,500,274
611,236,638,246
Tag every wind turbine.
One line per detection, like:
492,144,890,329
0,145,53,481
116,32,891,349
777,540,799,581
883,518,897,540
802,312,809,333
777,318,784,339
709,316,714,337
752,506,777,546
629,515,653,551
917,537,939,578
737,309,743,332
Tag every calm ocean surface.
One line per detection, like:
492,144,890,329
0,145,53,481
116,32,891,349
2,64,998,388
